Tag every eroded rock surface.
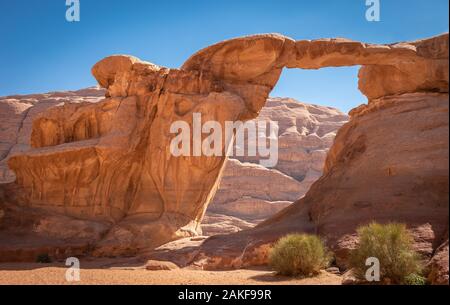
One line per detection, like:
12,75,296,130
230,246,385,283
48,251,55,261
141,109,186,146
207,98,347,232
152,91,448,276
146,34,449,282
1,33,448,262
428,230,449,285
0,88,105,183
0,91,343,253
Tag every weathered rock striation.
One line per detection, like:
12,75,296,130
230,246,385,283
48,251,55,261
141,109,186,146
0,88,106,184
1,33,448,266
207,98,347,231
0,91,344,248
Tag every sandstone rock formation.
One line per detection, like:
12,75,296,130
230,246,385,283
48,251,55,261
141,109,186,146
0,88,106,184
207,98,347,232
0,90,344,250
235,97,347,181
428,230,449,285
147,34,449,284
1,33,448,270
149,91,449,279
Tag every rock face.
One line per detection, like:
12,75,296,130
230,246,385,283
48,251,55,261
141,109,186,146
235,98,347,181
158,34,448,282
207,98,347,231
427,227,449,285
149,91,449,277
0,88,106,184
1,33,448,262
0,91,345,250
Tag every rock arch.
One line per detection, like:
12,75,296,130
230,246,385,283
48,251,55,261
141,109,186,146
7,33,448,255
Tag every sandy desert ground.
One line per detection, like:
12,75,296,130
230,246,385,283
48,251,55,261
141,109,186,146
0,259,342,285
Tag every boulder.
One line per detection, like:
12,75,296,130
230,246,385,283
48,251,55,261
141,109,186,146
145,260,180,271
428,231,449,285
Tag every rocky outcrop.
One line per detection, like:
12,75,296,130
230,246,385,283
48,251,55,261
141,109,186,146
1,33,448,260
0,88,105,183
0,200,109,263
201,213,255,236
208,98,347,231
145,34,449,280
235,97,347,181
0,91,344,253
428,229,449,285
148,91,449,275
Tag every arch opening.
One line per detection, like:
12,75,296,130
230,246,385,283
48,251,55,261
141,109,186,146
272,66,367,114
203,66,360,236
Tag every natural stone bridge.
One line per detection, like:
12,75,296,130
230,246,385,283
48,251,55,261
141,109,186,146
7,33,448,254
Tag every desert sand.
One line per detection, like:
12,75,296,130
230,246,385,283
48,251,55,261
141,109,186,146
0,259,341,285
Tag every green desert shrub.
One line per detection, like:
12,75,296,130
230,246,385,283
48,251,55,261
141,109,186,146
404,273,427,285
350,222,424,284
269,233,331,277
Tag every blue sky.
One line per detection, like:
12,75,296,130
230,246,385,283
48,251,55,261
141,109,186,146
0,0,448,112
